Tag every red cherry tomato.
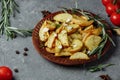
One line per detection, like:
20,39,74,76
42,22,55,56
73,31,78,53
102,0,112,6
105,3,119,16
110,12,120,26
0,66,13,80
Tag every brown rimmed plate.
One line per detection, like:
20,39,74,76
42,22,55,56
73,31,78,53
32,10,112,66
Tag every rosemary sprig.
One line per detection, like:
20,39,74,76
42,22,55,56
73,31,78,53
88,63,115,72
0,0,33,40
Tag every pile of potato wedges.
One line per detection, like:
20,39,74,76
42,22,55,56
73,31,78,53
39,12,102,60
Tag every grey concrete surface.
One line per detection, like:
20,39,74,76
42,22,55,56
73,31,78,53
0,0,120,80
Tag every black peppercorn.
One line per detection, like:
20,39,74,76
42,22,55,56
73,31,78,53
15,50,20,54
14,68,19,73
23,52,28,56
24,47,29,51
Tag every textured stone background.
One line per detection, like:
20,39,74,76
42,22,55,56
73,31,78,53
0,0,120,80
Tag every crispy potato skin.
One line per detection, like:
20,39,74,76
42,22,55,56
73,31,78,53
84,35,102,51
45,32,57,48
53,13,73,22
70,52,89,60
39,21,50,41
69,39,83,53
58,30,69,47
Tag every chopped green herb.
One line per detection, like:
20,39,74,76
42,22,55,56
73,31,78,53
55,24,61,28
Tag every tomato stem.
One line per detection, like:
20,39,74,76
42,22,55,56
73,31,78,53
117,9,120,13
113,0,117,5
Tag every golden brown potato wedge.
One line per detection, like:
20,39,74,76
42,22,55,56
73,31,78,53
39,21,50,41
70,52,89,60
92,27,102,35
45,32,57,48
58,30,69,47
53,13,73,22
55,39,62,53
83,25,102,36
84,25,94,31
65,24,79,34
84,35,102,51
69,39,83,53
70,33,82,40
56,25,64,34
46,47,56,53
45,20,56,30
82,32,91,42
71,17,94,26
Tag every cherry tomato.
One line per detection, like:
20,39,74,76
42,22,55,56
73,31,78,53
110,12,120,26
105,3,119,16
102,0,112,6
0,66,13,80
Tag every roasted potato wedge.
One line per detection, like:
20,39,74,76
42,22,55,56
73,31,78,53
45,20,56,30
45,32,57,48
46,47,56,53
55,24,65,34
71,17,94,26
69,39,83,53
39,21,50,41
70,33,82,40
53,13,73,22
58,30,69,47
55,39,62,53
65,24,79,34
82,32,91,42
70,52,89,60
84,25,94,31
84,35,102,51
92,27,102,35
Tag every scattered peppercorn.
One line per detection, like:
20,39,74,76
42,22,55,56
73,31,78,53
23,52,28,56
15,50,20,54
24,47,29,51
14,68,19,73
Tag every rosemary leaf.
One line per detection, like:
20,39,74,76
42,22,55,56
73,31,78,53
88,64,115,72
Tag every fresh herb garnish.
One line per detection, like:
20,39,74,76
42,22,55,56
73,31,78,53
88,63,114,72
0,0,33,40
55,24,61,28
